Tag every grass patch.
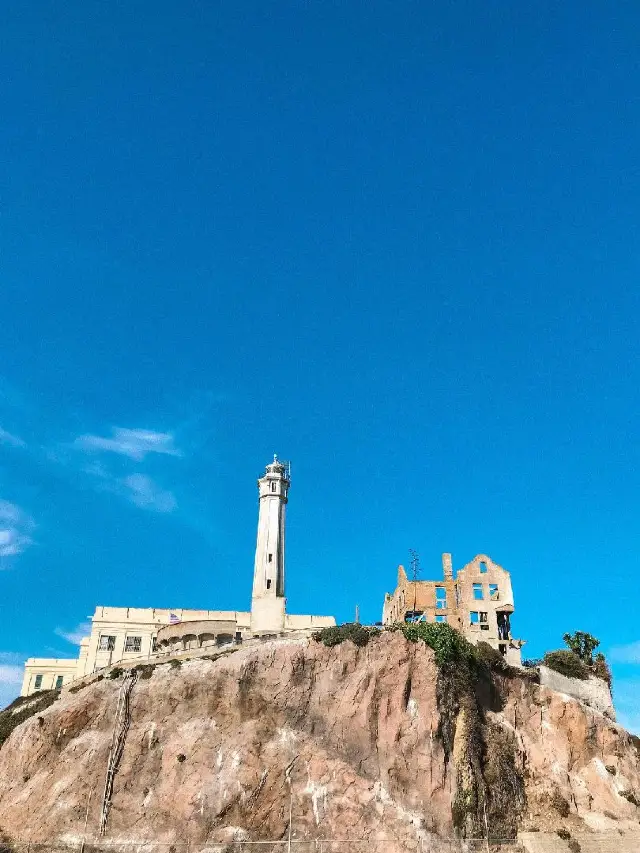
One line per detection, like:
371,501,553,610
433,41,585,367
543,650,589,680
0,691,59,750
312,623,380,648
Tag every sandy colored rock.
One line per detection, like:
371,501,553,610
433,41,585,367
0,633,638,851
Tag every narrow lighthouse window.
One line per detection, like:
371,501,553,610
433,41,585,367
271,482,276,492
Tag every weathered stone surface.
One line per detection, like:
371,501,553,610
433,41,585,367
0,634,638,851
538,665,615,719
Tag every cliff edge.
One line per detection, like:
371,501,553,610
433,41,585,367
0,633,638,851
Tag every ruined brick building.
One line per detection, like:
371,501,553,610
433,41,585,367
382,553,525,666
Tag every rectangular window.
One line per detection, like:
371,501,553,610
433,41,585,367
435,586,447,609
124,636,142,653
435,615,447,623
271,482,276,492
151,637,158,653
479,561,488,573
489,584,499,599
480,624,489,631
266,579,272,589
99,635,116,651
34,674,43,690
470,611,479,624
473,583,483,600
268,553,273,563
479,611,488,623
55,675,64,689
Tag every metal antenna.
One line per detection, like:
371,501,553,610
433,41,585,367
409,549,420,619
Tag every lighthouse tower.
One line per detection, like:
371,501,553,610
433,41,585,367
250,455,290,633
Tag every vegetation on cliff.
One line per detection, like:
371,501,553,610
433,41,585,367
0,691,59,751
313,622,526,842
540,631,613,687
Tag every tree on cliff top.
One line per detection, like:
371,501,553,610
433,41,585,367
563,631,600,665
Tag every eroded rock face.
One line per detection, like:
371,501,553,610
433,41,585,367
0,634,638,850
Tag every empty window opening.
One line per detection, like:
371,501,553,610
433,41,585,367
435,586,447,609
473,583,484,600
404,610,425,623
489,584,499,599
470,611,488,625
479,611,488,622
435,615,447,623
271,482,277,492
124,636,142,653
55,675,64,689
499,643,507,656
480,624,489,631
99,635,116,651
268,553,273,563
497,612,511,640
34,674,43,690
152,637,158,652
266,579,272,589
479,561,488,574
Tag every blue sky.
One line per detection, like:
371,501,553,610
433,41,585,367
0,2,639,730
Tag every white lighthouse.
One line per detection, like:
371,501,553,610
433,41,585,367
250,455,290,633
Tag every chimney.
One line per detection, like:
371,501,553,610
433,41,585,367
442,553,453,580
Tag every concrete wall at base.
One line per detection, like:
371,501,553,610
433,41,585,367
539,665,615,718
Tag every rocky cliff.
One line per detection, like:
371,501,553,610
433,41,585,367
0,633,639,852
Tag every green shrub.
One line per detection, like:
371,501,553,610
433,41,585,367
388,621,476,667
109,667,124,680
168,659,182,669
543,650,589,680
0,691,58,750
475,641,514,674
593,652,612,687
312,623,380,648
133,664,156,680
556,828,571,841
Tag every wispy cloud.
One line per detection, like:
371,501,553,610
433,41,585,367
609,641,640,664
74,428,181,461
0,501,34,560
0,427,26,448
122,474,177,513
0,656,25,709
54,622,91,645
